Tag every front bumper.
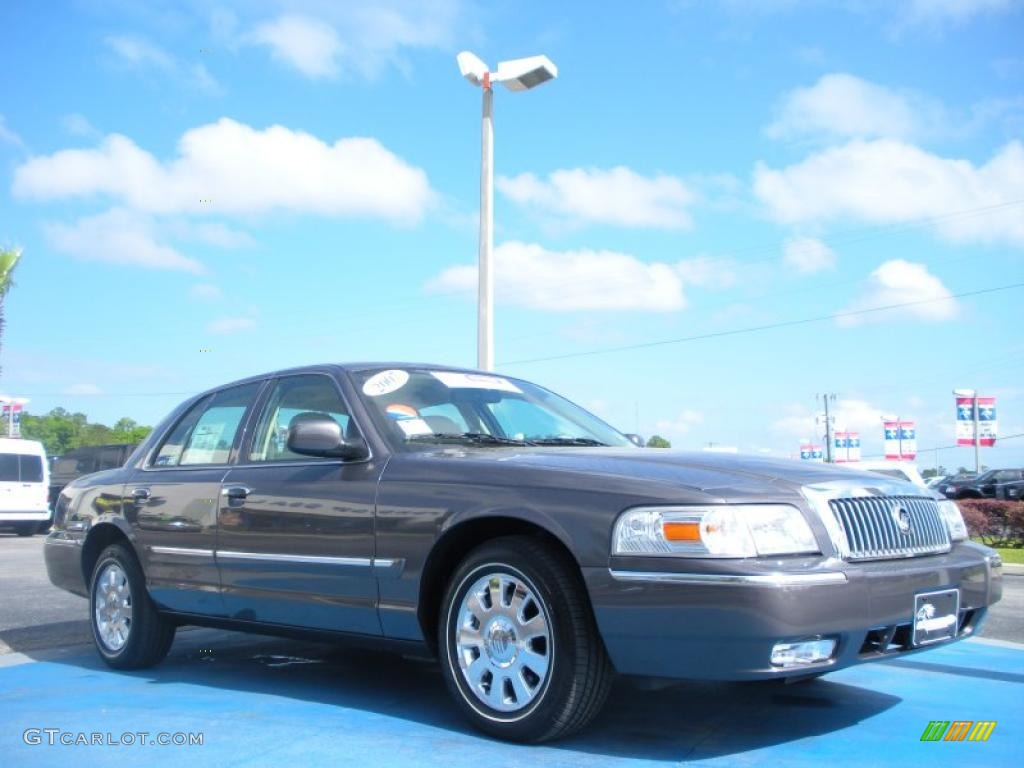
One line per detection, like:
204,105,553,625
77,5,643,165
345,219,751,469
585,542,1002,681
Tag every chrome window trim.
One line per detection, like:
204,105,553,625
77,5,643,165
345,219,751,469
608,569,848,586
150,546,215,557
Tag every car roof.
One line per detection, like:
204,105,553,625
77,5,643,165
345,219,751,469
191,362,501,400
0,438,46,456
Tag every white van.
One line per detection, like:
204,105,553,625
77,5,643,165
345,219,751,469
0,438,50,536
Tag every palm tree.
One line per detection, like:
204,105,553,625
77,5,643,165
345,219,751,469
0,247,22,380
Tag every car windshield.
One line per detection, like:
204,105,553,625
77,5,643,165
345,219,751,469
352,368,633,449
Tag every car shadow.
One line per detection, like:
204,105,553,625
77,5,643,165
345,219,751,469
17,627,902,761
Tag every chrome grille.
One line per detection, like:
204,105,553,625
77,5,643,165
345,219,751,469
828,496,950,561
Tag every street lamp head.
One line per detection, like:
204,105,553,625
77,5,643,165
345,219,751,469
494,54,557,91
456,50,489,86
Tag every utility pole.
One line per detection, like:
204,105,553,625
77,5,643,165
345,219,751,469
817,393,837,463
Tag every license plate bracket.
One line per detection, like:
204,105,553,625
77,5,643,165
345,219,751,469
912,588,960,646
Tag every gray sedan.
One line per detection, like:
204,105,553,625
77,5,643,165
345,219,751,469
44,363,1003,742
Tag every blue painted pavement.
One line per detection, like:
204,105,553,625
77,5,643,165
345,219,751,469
0,630,1020,767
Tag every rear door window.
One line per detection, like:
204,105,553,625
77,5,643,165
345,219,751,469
0,454,19,481
19,455,43,482
153,383,262,467
0,453,43,482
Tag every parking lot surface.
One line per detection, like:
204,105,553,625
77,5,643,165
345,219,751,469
1,629,1020,766
1,535,1020,766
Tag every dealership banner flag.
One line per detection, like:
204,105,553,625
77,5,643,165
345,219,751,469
799,442,824,462
833,432,861,463
1,402,22,438
956,396,997,446
883,421,917,460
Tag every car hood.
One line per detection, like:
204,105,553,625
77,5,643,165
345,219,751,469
415,447,924,499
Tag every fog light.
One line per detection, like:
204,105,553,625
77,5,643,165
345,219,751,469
770,638,836,667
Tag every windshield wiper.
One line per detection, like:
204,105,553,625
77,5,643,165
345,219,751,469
528,437,608,446
407,432,532,446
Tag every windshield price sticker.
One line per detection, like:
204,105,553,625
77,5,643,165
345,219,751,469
431,371,522,393
363,370,410,397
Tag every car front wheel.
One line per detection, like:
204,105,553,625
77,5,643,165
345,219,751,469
90,543,176,669
439,536,613,742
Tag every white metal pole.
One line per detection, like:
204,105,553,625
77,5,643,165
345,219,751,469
973,392,981,473
477,78,494,371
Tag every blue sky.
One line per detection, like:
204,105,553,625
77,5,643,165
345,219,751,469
1,0,1022,470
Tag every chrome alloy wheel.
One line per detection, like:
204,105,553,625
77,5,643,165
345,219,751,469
455,571,553,713
94,563,133,651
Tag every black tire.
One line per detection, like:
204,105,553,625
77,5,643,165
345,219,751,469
89,543,176,669
14,523,35,537
438,535,613,743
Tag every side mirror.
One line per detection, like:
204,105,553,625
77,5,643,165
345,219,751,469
287,416,368,461
624,433,645,448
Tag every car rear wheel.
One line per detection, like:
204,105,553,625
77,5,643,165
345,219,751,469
90,543,176,669
14,523,35,537
438,536,613,742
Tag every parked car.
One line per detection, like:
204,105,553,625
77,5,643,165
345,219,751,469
48,443,138,510
943,468,1024,500
933,472,977,498
44,364,1003,742
0,437,51,536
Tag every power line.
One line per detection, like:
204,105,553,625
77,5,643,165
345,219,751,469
498,281,1024,366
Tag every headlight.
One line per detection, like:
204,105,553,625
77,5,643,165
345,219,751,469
937,499,968,541
612,505,819,558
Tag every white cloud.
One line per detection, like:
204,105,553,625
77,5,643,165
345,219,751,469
244,2,465,79
783,236,837,274
170,221,256,249
497,167,696,229
427,241,687,312
105,35,176,70
105,34,219,93
0,115,24,148
839,259,958,326
62,114,100,139
767,73,925,141
65,383,103,395
44,209,204,273
773,398,885,437
12,118,434,223
754,139,1024,246
190,283,223,301
675,255,737,288
249,15,342,78
655,410,704,439
901,0,1018,26
208,316,257,334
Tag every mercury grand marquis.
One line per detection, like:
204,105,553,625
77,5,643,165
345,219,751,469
45,363,1003,742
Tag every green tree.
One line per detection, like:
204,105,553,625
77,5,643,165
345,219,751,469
0,246,22,379
19,408,152,456
646,435,671,448
922,466,947,480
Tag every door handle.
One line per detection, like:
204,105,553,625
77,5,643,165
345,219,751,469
131,487,151,503
221,485,251,500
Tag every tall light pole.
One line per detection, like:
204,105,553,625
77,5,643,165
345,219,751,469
456,51,558,371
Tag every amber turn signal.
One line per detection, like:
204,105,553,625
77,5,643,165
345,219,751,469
662,521,701,542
